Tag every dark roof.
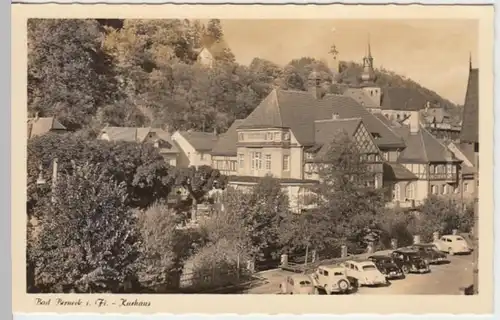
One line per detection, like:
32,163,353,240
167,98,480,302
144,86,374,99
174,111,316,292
460,69,479,143
27,117,66,139
228,175,318,184
383,162,418,181
239,88,404,148
313,118,361,145
211,119,244,156
381,87,428,111
179,131,219,151
393,125,460,163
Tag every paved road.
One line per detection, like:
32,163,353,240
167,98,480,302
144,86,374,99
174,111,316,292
246,254,473,295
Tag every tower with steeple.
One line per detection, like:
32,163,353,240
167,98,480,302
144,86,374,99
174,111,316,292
359,35,382,107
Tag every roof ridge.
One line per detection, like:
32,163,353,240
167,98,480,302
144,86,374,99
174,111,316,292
420,125,456,160
418,129,429,163
274,89,284,127
314,117,362,123
372,113,404,141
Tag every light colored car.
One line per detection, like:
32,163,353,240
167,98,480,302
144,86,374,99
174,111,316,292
279,274,315,295
433,235,472,255
341,260,388,286
312,265,352,294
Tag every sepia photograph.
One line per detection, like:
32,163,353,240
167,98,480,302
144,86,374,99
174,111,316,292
12,3,494,315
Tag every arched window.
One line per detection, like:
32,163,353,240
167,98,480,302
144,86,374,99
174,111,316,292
396,114,401,120
405,182,415,200
393,184,400,201
431,185,437,195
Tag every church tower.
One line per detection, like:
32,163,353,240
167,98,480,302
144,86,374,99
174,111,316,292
359,36,382,107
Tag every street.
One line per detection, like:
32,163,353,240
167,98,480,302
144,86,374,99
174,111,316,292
246,254,473,295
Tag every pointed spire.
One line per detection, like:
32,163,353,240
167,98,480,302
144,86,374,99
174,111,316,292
367,33,372,58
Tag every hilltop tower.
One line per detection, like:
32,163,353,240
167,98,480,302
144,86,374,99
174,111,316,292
359,35,381,106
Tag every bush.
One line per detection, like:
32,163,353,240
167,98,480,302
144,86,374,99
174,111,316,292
181,239,250,292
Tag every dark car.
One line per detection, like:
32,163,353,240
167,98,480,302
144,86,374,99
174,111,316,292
407,244,449,265
390,250,430,274
367,255,404,280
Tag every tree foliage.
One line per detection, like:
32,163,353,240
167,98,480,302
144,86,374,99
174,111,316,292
31,163,140,293
28,19,120,130
134,202,191,291
27,133,174,214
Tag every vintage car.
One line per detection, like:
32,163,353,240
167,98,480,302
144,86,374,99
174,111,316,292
340,260,388,287
433,235,472,255
279,274,316,294
407,243,449,264
312,265,352,294
391,250,430,274
367,255,404,280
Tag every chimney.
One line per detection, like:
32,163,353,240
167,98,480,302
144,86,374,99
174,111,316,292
409,111,420,134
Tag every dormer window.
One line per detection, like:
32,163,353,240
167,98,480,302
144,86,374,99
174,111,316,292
371,132,381,139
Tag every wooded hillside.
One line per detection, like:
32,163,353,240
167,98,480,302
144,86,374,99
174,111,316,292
28,19,462,135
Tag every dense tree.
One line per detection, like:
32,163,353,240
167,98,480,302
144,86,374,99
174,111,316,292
134,203,187,291
28,19,120,130
31,163,140,293
27,133,174,214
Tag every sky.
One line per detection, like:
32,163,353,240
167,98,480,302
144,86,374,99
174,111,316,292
219,19,478,104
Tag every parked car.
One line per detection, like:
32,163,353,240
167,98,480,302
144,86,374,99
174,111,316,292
279,274,316,295
433,235,472,255
390,250,430,274
407,243,449,264
367,255,404,280
312,265,352,294
340,260,388,286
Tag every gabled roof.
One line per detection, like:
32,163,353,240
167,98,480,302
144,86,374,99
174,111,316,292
393,125,459,163
239,88,405,148
198,40,229,59
27,117,66,139
343,88,379,109
100,127,179,153
211,119,245,156
383,162,418,181
178,131,219,152
381,87,428,111
460,68,479,143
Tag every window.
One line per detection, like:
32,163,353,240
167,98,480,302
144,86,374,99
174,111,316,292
454,185,459,194
429,165,435,174
436,165,444,174
200,153,205,160
274,132,280,141
382,152,389,161
431,185,437,195
238,133,244,141
451,164,457,173
393,184,400,201
238,154,244,169
405,182,415,200
265,154,272,170
362,265,377,271
464,182,469,193
266,132,273,141
323,270,329,276
440,185,446,195
284,132,291,141
251,152,262,170
306,152,314,160
283,155,290,171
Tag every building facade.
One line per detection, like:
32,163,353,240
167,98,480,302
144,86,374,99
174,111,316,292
171,130,219,168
